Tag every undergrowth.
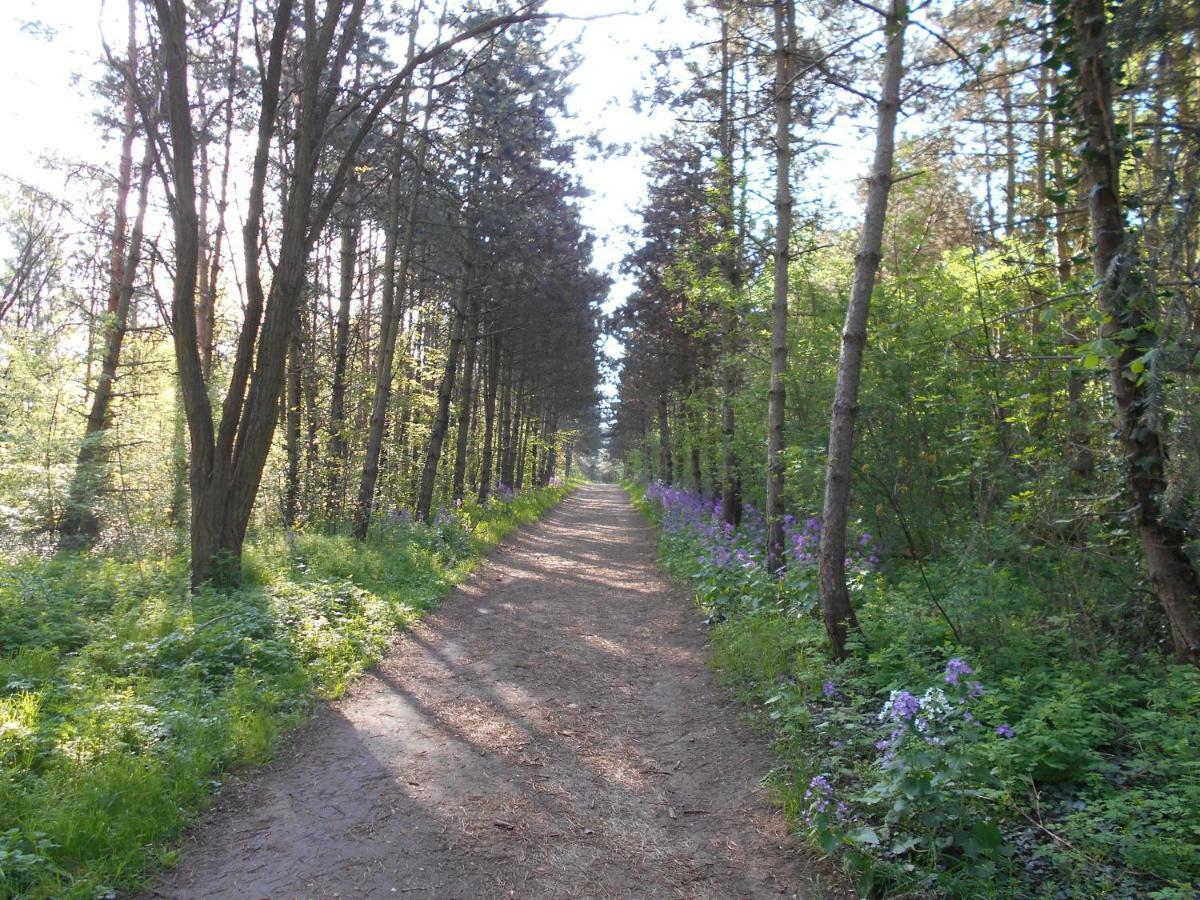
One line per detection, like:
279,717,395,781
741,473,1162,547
629,481,1200,899
0,482,574,899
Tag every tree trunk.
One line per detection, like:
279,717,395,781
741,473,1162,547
765,0,795,574
542,411,559,485
477,334,501,502
59,141,153,546
1070,0,1200,664
282,313,303,528
501,369,523,489
325,179,358,523
658,394,673,484
515,403,531,490
197,1,240,381
1051,74,1095,483
415,276,468,522
59,5,146,548
451,295,480,502
818,0,906,659
352,120,426,537
717,9,743,527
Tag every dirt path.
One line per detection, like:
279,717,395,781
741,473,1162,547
148,484,842,899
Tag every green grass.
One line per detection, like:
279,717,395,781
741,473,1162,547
0,481,575,899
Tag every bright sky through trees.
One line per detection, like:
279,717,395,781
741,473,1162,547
0,1,866,392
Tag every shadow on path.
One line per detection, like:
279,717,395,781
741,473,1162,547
145,485,846,899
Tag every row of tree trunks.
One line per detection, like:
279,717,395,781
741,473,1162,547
351,88,429,537
658,394,673,487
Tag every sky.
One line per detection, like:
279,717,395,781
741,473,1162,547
0,1,874,393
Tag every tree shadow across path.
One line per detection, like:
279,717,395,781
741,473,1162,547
144,484,849,899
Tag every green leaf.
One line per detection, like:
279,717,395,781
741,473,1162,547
850,825,881,846
972,821,1004,850
817,829,842,854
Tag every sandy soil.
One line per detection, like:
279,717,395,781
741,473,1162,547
145,484,847,899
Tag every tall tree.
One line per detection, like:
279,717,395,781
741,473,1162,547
59,0,151,547
765,0,795,574
818,0,908,658
1068,0,1200,664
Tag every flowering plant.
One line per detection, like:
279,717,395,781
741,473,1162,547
806,658,1013,876
642,481,879,620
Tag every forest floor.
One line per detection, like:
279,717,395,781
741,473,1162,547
143,484,845,899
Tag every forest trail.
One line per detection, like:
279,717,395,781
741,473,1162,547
147,485,839,899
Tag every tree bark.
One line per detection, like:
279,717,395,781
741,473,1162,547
1070,0,1200,664
477,334,501,502
325,178,358,523
282,311,303,528
451,295,481,502
415,275,468,522
658,394,673,484
717,9,743,526
765,0,795,574
818,0,906,659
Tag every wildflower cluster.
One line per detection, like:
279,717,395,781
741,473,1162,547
782,514,879,573
833,657,1011,865
802,774,849,829
874,659,1013,762
643,481,879,578
642,481,881,619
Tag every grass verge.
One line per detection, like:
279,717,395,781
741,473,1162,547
0,482,575,898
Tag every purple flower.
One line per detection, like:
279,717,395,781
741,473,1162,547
967,681,984,699
996,723,1015,739
822,680,839,699
883,690,921,722
944,657,974,686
